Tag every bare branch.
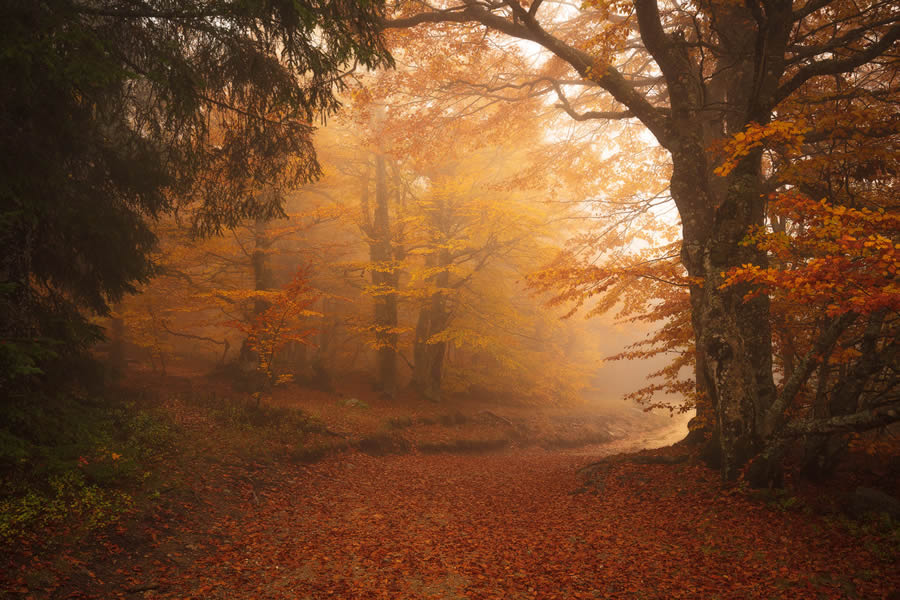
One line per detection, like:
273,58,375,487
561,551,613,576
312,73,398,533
160,319,228,347
550,80,634,120
775,24,900,105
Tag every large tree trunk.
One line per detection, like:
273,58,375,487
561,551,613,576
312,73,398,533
672,138,778,481
649,0,789,482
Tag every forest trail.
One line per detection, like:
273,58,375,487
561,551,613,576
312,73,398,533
82,429,896,600
5,389,897,600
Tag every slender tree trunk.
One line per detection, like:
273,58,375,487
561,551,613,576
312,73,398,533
370,152,398,396
310,297,338,391
412,250,451,402
239,218,275,374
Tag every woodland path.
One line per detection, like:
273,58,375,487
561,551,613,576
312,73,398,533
97,423,898,600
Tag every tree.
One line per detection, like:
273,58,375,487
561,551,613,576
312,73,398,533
0,0,391,393
227,268,320,388
110,195,348,381
716,64,900,477
383,0,900,483
363,119,403,396
345,61,610,402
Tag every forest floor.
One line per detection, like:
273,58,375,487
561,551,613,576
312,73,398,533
2,370,899,600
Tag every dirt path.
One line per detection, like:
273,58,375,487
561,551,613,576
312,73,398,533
94,434,895,600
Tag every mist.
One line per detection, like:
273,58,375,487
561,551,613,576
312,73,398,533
4,1,897,597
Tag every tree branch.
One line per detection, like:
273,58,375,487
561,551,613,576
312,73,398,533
160,319,228,347
774,23,900,105
784,401,900,437
786,15,900,63
550,80,634,120
382,1,672,145
528,0,544,17
633,0,680,80
763,311,858,436
792,0,837,21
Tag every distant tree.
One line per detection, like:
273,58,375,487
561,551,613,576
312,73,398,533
361,120,402,396
0,0,391,392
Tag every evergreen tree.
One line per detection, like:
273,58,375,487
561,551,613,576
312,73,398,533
0,0,392,391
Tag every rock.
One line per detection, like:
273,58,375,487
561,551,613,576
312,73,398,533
849,486,900,520
341,397,368,409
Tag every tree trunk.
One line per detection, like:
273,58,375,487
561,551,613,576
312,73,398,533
656,0,788,481
412,250,451,402
310,297,339,391
237,218,275,372
672,141,778,481
370,152,398,396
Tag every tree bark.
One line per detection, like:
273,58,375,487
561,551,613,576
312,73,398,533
672,146,778,480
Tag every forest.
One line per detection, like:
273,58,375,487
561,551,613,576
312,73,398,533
1,0,898,598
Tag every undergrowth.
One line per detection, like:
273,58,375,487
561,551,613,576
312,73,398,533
0,391,176,544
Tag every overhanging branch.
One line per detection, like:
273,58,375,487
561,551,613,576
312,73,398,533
784,402,900,437
382,1,673,146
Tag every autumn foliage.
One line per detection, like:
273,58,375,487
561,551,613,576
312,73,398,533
724,195,899,318
225,268,319,386
6,1,900,599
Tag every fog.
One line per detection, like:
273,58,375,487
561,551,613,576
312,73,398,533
107,110,690,439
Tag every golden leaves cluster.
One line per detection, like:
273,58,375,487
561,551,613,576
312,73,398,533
714,121,809,177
